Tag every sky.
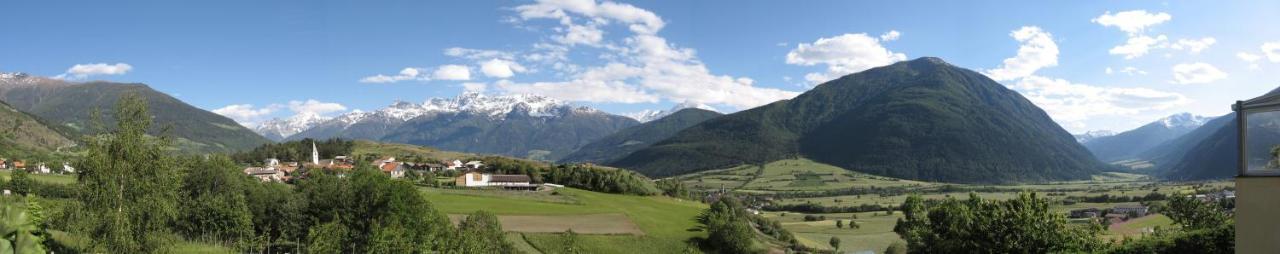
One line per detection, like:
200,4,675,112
2,0,1278,134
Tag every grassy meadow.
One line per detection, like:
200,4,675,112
422,187,707,254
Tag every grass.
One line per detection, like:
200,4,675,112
421,187,707,253
676,158,932,192
1108,214,1174,238
765,211,905,253
0,170,77,185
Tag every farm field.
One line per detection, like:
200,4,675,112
675,158,933,192
764,210,905,253
422,187,708,254
0,170,77,185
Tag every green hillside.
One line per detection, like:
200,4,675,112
674,158,932,192
0,100,76,157
560,108,722,164
612,57,1103,183
0,77,270,153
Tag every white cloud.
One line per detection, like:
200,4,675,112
1171,62,1228,84
1092,10,1172,35
213,104,277,126
1013,75,1189,125
879,30,901,41
1238,52,1262,69
785,32,907,83
287,99,347,115
498,0,800,110
444,47,515,60
983,26,1058,81
359,67,426,83
1109,35,1167,59
480,59,528,78
215,99,348,127
1170,37,1216,54
1262,42,1280,62
56,63,133,79
1105,66,1147,75
432,65,471,80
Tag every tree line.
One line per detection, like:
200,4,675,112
9,95,518,253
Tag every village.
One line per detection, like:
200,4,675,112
238,142,542,190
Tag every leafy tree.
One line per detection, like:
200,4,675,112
73,94,182,253
8,169,31,196
656,178,691,199
835,219,844,229
174,155,255,248
829,236,840,252
1164,195,1229,231
306,221,348,254
448,211,512,253
893,193,1106,253
698,197,759,254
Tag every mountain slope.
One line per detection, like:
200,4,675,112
1158,113,1280,180
253,112,329,141
612,57,1104,183
559,108,723,164
290,93,640,161
0,100,76,154
1083,113,1209,162
1137,114,1232,170
1074,130,1115,143
0,73,270,153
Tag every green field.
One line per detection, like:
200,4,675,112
0,170,77,185
351,140,482,162
422,187,707,253
675,158,933,192
765,210,905,253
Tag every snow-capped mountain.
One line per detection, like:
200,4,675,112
287,92,639,161
1160,112,1210,129
252,112,330,141
1081,112,1212,162
623,102,719,123
1073,130,1115,143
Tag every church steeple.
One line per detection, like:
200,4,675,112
311,141,320,165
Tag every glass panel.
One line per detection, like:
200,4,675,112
1245,110,1280,175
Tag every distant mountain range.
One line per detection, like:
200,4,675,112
253,113,329,141
611,57,1104,183
0,73,270,153
1073,130,1115,143
287,92,638,161
1080,113,1210,162
559,108,722,164
622,102,719,123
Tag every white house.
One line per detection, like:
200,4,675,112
36,163,50,174
62,162,75,174
455,172,534,189
465,161,485,169
244,167,284,182
265,158,280,167
446,160,466,170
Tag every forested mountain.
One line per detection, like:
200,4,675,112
0,100,76,155
0,73,270,153
289,93,639,161
1160,111,1280,180
559,108,722,164
612,57,1104,183
1083,113,1210,162
1137,114,1232,171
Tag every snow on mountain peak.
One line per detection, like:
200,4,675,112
253,112,332,139
1073,130,1115,143
624,101,720,123
1160,112,1209,128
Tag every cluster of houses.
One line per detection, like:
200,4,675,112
0,157,74,175
242,142,535,189
1070,204,1151,224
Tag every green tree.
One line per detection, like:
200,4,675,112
884,241,907,254
306,221,349,254
836,219,844,229
0,199,48,254
562,229,581,254
73,94,182,253
1164,195,1229,231
829,236,841,252
174,155,255,249
698,197,758,254
8,169,31,196
893,193,1106,253
449,211,512,253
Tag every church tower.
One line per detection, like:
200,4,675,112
311,141,320,165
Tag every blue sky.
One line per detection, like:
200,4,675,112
2,0,1278,133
